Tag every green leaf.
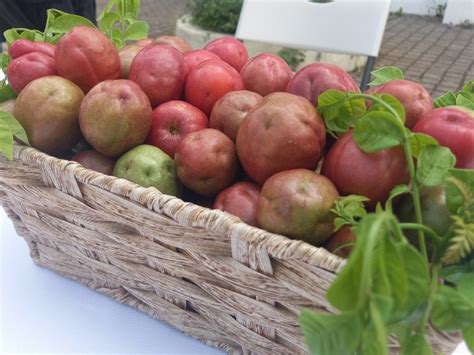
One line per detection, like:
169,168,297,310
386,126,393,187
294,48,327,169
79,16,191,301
318,90,366,137
98,12,120,33
434,91,457,108
409,132,439,158
457,273,474,300
416,145,456,187
456,93,474,110
445,168,474,215
47,12,95,34
395,242,430,316
97,0,119,21
369,93,406,124
0,111,29,144
124,20,149,40
1,53,10,72
361,325,387,355
400,331,432,355
331,195,368,231
386,184,410,209
0,119,14,160
368,66,404,87
300,311,362,355
0,84,16,103
441,255,474,283
463,325,474,353
464,80,474,93
318,89,346,120
353,111,405,153
432,285,474,331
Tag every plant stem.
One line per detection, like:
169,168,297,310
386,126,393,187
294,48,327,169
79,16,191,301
418,263,440,333
348,93,428,263
399,223,441,242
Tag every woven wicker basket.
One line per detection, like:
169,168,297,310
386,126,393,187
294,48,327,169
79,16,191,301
0,145,461,354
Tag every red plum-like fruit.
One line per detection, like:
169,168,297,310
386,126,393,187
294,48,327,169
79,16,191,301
204,37,249,71
55,26,121,93
79,79,152,157
213,181,261,226
258,169,339,244
209,90,262,141
146,100,208,158
237,92,326,185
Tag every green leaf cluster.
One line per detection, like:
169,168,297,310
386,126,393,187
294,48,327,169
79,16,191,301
0,110,29,160
368,66,404,87
97,0,149,48
301,70,474,354
434,81,474,110
190,0,243,34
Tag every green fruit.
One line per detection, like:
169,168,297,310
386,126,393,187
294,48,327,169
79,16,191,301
113,145,180,197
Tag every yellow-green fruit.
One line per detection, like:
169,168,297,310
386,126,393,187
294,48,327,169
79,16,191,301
114,145,180,197
13,76,84,155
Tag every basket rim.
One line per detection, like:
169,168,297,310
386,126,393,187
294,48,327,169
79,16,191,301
10,143,345,274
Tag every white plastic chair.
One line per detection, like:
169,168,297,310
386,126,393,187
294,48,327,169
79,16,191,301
236,0,391,91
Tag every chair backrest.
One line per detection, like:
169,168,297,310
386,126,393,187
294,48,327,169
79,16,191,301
236,0,391,57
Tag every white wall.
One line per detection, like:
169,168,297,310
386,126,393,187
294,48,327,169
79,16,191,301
390,0,447,16
443,0,474,24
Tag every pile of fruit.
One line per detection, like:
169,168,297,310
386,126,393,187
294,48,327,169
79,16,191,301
0,2,473,354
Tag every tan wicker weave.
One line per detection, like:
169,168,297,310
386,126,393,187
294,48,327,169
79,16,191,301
0,145,461,354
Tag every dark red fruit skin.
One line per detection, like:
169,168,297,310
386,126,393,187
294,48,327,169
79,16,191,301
7,52,57,94
129,44,187,108
412,106,474,169
204,37,249,72
240,53,293,96
321,131,409,209
146,100,208,158
209,90,262,142
183,50,221,73
55,26,121,93
185,59,245,116
213,181,261,227
286,63,360,106
71,150,116,175
9,39,55,59
174,128,238,196
236,92,326,185
324,225,356,258
367,79,433,128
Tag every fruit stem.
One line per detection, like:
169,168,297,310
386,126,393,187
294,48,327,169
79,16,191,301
349,93,429,263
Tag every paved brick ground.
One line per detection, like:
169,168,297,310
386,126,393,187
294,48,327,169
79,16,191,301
97,1,473,96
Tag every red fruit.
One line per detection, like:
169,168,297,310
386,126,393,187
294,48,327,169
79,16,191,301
236,92,326,185
71,150,116,175
184,50,221,73
185,59,244,116
9,39,55,59
240,53,293,96
146,100,208,158
175,128,238,196
368,79,433,128
257,169,339,244
204,37,249,71
413,106,474,169
213,181,261,226
209,90,262,141
129,44,187,108
324,226,356,258
286,63,360,106
55,26,121,93
79,79,152,157
321,131,409,208
155,35,192,54
7,52,57,94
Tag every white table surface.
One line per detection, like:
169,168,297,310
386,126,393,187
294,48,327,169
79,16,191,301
0,207,470,354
